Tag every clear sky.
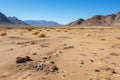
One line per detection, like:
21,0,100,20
0,0,120,24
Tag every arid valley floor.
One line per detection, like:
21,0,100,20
0,27,120,80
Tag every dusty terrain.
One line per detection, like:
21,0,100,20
0,27,120,80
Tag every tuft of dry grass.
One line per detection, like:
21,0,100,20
37,33,46,37
57,30,60,32
32,30,39,35
64,30,68,32
46,29,50,31
84,33,91,37
0,30,7,36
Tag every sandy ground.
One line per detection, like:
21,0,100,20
0,27,120,80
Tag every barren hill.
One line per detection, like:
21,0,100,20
67,12,120,27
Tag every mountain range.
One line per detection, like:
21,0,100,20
1,11,120,27
0,12,61,26
67,12,120,27
0,12,27,25
24,20,61,26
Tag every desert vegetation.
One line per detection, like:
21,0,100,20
0,26,120,80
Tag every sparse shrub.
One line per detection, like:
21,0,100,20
37,33,46,37
57,30,60,32
26,27,35,31
0,30,7,36
32,30,39,35
68,28,72,30
38,29,42,31
79,28,84,30
100,28,104,31
96,34,101,37
47,29,50,31
64,30,68,32
84,33,91,37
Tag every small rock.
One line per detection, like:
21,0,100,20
16,56,32,63
16,57,26,63
32,52,37,55
110,52,119,56
80,60,84,65
63,46,74,49
89,59,94,63
95,69,100,72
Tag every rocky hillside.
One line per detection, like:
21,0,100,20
0,12,27,25
0,12,12,25
67,19,84,26
8,17,28,25
67,12,120,26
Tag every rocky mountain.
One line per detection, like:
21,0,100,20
0,12,27,25
67,12,120,26
0,12,12,25
67,19,84,26
8,17,28,25
24,20,61,26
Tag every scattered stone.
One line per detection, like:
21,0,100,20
40,44,48,47
80,60,84,65
63,46,74,49
100,67,117,74
110,52,119,56
50,61,55,64
101,38,106,41
89,59,94,63
25,56,32,61
16,57,26,63
94,69,100,72
1,75,6,78
16,56,32,63
43,57,48,60
32,52,37,55
80,53,86,56
100,48,104,51
111,62,117,65
58,51,63,53
62,75,66,77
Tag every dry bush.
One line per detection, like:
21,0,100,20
46,29,50,31
64,30,68,32
100,28,104,31
84,33,91,37
57,30,60,32
37,33,46,37
0,30,7,36
96,34,101,37
32,30,39,35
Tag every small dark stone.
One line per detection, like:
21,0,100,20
16,57,26,63
112,70,117,74
16,56,32,63
25,56,32,61
50,61,55,64
32,52,37,55
95,69,100,72
80,60,84,65
43,57,48,59
90,59,94,63
52,66,59,72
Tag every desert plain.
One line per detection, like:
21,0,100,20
0,26,120,80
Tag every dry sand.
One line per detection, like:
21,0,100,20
0,27,120,80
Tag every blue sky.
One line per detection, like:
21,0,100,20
0,0,120,24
